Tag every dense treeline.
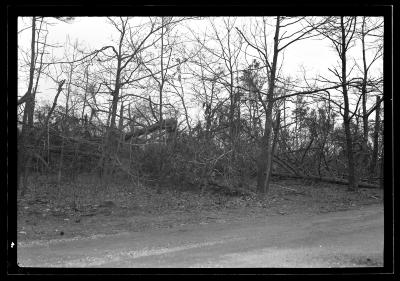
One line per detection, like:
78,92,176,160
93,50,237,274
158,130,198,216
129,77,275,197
17,16,384,197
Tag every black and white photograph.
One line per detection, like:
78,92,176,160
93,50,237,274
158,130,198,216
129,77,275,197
10,6,394,272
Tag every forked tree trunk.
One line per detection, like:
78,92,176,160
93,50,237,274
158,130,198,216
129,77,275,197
265,110,281,189
256,16,280,194
18,17,36,196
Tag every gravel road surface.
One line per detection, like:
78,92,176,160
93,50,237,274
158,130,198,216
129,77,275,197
17,204,384,268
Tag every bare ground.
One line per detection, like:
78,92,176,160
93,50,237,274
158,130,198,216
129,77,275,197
16,178,384,268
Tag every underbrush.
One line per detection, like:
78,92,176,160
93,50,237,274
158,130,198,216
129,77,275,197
16,174,383,241
17,173,256,216
18,174,383,215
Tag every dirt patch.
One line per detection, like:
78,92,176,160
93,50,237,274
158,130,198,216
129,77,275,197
17,204,384,268
318,253,384,267
17,177,383,243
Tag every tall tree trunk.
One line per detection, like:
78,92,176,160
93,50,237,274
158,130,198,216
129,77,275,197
18,17,36,196
379,147,384,190
361,17,370,167
256,16,280,194
81,66,89,121
104,33,124,180
294,98,299,150
229,69,235,149
340,17,358,190
157,18,166,187
104,84,121,179
57,64,73,186
369,95,381,176
159,17,165,130
116,101,124,157
180,90,192,135
265,110,280,189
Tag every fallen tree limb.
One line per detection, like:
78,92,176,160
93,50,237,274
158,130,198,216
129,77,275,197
272,173,380,189
125,118,177,141
273,155,307,177
273,157,300,176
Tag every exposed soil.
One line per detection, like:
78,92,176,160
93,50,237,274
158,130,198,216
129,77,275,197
17,204,384,268
16,178,384,268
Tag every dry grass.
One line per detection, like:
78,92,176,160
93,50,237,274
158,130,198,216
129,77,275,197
17,175,383,241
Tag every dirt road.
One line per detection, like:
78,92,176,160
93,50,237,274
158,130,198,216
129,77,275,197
17,204,384,268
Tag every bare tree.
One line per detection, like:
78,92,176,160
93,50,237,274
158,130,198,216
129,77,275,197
208,18,244,148
17,16,385,199
18,17,37,195
356,17,383,175
87,17,187,178
318,17,359,190
167,58,192,134
370,95,382,177
139,17,179,134
188,49,226,144
57,38,81,185
18,17,52,195
237,16,327,193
